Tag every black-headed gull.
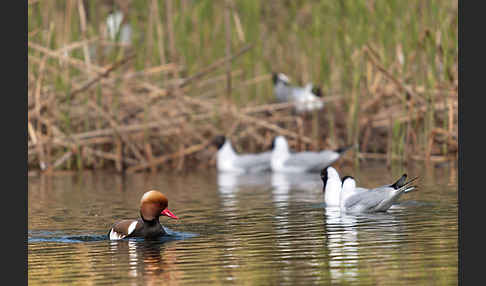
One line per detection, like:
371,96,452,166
212,136,272,173
106,10,132,45
320,166,343,207
271,136,352,173
272,73,323,113
340,174,418,213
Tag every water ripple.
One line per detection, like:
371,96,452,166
29,168,458,285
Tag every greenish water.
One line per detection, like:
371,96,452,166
28,162,457,285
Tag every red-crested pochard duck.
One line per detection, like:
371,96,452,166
108,190,179,240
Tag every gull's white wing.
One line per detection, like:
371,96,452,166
284,151,339,172
234,152,272,173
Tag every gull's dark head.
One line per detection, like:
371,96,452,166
320,167,330,190
211,135,226,150
270,136,278,150
321,166,342,192
272,73,279,85
312,86,322,97
273,73,290,86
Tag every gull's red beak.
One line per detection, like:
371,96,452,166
161,208,179,220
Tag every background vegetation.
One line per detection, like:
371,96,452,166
28,0,458,173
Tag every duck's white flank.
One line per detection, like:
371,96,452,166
109,229,125,240
127,221,138,235
109,221,138,240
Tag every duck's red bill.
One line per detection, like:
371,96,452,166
161,208,179,220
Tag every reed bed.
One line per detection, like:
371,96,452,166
28,0,458,174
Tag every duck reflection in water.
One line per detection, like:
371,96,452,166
109,239,181,284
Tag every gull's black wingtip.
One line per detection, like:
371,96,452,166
335,145,354,154
390,174,408,189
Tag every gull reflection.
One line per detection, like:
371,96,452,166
324,207,404,283
271,171,323,252
217,172,272,189
217,172,272,210
271,172,322,206
324,207,359,283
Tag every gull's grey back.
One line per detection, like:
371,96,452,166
344,189,391,212
284,150,340,172
234,151,272,173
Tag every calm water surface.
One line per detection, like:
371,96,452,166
28,162,458,285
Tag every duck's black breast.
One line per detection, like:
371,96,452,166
138,219,167,238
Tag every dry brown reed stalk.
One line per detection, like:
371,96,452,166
152,0,167,76
179,44,253,88
126,141,211,173
224,0,233,100
165,0,176,62
232,7,246,43
86,99,146,163
32,24,54,171
36,132,137,171
76,0,92,76
28,1,457,173
386,115,393,168
364,45,423,105
179,93,315,145
66,52,137,102
357,152,451,163
28,42,106,73
29,39,273,172
366,100,457,129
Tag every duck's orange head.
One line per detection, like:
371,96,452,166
140,190,179,221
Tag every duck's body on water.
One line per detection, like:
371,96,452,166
108,190,179,240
